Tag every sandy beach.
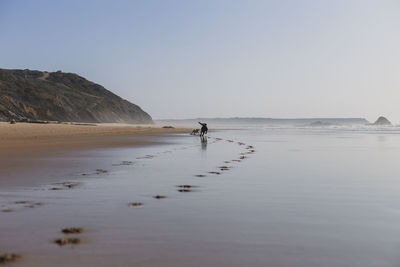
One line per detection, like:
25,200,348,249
2,125,400,266
0,122,189,152
0,122,189,188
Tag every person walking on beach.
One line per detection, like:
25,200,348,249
198,122,208,137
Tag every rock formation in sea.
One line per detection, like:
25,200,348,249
372,116,391,126
0,68,152,124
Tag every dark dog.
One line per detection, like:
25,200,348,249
198,122,208,137
191,129,200,135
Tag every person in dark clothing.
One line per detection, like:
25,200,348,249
198,122,208,137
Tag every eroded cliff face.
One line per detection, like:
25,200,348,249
0,69,152,124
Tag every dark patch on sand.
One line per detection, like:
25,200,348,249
178,189,193,193
137,155,155,159
82,169,108,176
128,202,143,207
219,166,230,171
96,169,108,174
49,187,64,191
153,195,167,199
51,182,80,189
1,208,13,213
194,174,206,178
208,171,221,175
54,238,81,246
14,201,43,209
113,161,133,166
14,201,29,204
177,185,197,188
62,228,83,234
62,182,79,189
0,253,21,264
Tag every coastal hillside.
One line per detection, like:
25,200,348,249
0,69,152,124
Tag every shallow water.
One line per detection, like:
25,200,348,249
2,127,400,267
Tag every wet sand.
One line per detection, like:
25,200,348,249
2,126,400,266
0,122,189,188
0,126,257,266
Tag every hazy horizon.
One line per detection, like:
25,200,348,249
1,0,399,122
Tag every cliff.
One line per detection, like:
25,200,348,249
0,69,152,124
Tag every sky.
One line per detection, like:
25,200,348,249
1,0,400,122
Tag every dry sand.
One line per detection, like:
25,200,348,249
0,122,189,153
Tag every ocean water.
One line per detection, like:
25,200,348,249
2,125,400,267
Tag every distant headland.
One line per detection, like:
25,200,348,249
0,68,152,124
371,116,391,126
158,117,369,126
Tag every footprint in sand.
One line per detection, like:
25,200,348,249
208,171,221,175
153,195,167,199
54,238,81,246
14,201,30,204
24,202,43,208
82,169,108,176
0,253,21,264
219,166,231,171
177,185,198,189
62,228,84,234
136,155,155,159
49,187,64,191
128,202,143,207
49,182,80,191
1,208,13,213
194,174,206,178
178,189,193,193
11,201,44,209
112,161,133,166
55,228,84,246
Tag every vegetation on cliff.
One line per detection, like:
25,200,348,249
0,69,152,124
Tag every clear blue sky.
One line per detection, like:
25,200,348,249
1,0,400,122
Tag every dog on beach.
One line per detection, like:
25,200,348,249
198,122,208,137
191,129,200,135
